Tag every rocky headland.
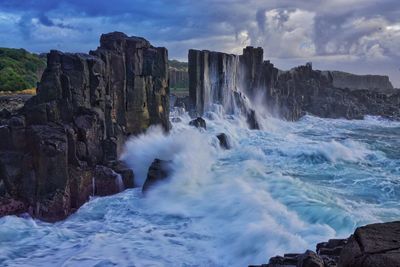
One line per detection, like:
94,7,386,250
0,32,170,221
0,32,399,266
188,47,400,122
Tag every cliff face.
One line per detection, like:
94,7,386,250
188,47,400,121
324,71,394,92
169,68,188,89
188,49,261,128
0,32,170,221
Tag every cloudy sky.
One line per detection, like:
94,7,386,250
1,0,399,86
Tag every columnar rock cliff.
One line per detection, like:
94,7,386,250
188,49,260,128
188,47,400,121
0,32,170,221
169,68,188,89
325,71,394,92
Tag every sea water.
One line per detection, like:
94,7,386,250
0,109,399,266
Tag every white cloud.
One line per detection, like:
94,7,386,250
0,0,399,86
249,8,316,58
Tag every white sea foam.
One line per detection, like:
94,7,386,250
0,111,399,266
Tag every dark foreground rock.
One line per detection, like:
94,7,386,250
142,159,171,193
0,32,170,221
253,221,400,267
189,117,206,129
339,221,400,267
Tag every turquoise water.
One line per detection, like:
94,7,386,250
0,112,399,266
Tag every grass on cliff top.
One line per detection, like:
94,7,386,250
0,47,46,92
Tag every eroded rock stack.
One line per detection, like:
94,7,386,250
0,32,170,221
189,47,400,121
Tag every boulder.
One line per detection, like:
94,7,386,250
142,159,171,193
189,117,206,129
246,109,260,130
217,133,230,149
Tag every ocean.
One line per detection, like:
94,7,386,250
0,106,399,266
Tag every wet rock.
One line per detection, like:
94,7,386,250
339,221,400,267
0,198,26,217
261,221,400,267
0,32,170,221
93,165,124,196
297,250,324,267
189,117,206,129
188,47,400,121
317,238,347,262
106,160,135,189
269,254,299,266
142,159,171,193
217,133,230,149
246,109,260,130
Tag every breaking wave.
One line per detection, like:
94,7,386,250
0,110,399,266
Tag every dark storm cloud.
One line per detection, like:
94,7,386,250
0,0,399,86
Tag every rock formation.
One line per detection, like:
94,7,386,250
0,94,32,114
217,133,230,149
0,32,170,221
339,221,400,267
252,221,400,267
189,117,206,129
142,159,171,193
169,68,188,90
188,47,400,122
188,49,262,128
325,71,394,92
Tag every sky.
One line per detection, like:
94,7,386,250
1,0,399,87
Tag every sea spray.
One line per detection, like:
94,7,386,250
0,114,399,266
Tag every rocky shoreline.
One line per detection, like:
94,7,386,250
0,31,399,266
251,221,400,267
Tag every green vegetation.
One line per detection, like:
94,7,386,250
0,48,46,92
168,59,188,71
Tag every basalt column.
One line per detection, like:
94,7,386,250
0,32,170,221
